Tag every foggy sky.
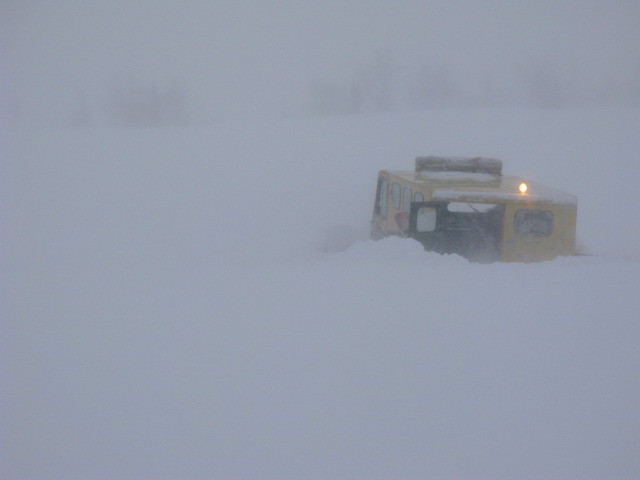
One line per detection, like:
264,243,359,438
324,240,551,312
2,1,640,124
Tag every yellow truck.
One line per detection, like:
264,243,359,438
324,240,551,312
371,156,577,262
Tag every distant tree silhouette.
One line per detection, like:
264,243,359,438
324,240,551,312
110,81,189,126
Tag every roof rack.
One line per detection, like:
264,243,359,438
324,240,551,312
415,156,503,176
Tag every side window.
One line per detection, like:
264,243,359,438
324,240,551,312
414,192,424,203
391,183,401,209
416,207,437,232
402,186,412,213
515,209,553,236
376,178,388,217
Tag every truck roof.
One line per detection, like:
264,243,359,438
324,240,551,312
382,169,577,206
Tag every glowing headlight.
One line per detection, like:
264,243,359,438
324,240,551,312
519,182,528,194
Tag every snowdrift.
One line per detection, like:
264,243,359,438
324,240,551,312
4,108,640,479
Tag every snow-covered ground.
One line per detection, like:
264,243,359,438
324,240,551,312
4,108,640,479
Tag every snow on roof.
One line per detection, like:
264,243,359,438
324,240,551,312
432,189,578,206
417,170,498,182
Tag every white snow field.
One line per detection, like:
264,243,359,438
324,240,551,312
4,108,640,479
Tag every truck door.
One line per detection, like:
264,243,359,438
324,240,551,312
409,202,505,262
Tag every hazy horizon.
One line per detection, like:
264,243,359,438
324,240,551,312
3,1,640,126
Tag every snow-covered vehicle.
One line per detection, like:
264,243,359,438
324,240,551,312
371,156,577,262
